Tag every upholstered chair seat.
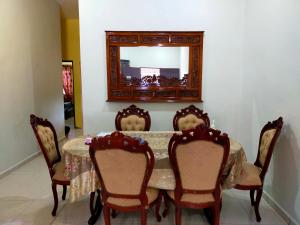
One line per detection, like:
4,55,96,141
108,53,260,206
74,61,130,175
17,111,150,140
234,117,283,222
107,188,159,207
30,114,70,217
236,163,262,186
173,105,210,131
115,105,151,131
166,191,215,204
52,161,70,183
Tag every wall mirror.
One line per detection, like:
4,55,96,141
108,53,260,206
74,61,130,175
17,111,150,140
106,31,204,102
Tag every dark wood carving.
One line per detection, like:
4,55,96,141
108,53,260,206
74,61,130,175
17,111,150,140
111,90,130,97
106,31,204,102
109,35,138,44
171,35,201,44
109,46,118,88
141,35,169,44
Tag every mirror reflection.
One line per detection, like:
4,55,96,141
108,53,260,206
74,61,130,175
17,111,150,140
120,47,189,87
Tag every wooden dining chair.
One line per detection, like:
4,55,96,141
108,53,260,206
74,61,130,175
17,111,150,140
164,124,230,225
30,114,70,216
173,105,210,131
234,117,283,222
115,105,151,131
89,131,162,225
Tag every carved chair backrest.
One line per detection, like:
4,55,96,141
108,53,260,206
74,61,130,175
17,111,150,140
89,132,154,205
168,125,229,202
30,114,61,178
254,117,283,180
115,105,151,131
173,105,210,131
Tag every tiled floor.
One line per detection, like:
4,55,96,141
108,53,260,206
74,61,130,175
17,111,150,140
0,128,288,225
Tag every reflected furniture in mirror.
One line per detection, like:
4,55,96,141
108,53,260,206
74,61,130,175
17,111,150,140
106,31,204,102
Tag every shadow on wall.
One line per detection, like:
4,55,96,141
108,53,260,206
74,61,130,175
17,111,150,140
270,124,299,224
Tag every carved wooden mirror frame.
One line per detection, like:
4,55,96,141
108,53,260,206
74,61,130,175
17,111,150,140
106,31,204,102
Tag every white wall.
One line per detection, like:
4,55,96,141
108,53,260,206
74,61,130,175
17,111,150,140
0,0,64,174
120,47,180,68
241,0,300,224
79,0,245,136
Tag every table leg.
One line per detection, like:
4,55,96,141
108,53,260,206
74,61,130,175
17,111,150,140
88,190,102,225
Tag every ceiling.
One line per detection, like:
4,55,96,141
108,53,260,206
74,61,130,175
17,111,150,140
56,0,79,19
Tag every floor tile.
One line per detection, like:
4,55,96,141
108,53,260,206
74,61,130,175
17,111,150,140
0,200,31,221
0,221,10,225
52,197,92,224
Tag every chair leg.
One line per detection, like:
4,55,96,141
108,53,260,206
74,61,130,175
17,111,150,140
103,206,111,225
90,192,95,215
155,191,162,222
250,190,255,206
175,206,182,225
62,185,67,200
51,183,58,216
162,192,169,217
141,208,147,225
212,203,220,225
88,191,103,225
254,189,263,222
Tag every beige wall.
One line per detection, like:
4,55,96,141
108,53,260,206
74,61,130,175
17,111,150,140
0,0,64,174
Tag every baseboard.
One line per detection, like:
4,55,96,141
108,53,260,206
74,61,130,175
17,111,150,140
263,191,299,225
0,151,41,178
0,135,66,179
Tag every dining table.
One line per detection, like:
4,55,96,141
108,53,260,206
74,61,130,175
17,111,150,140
62,131,247,224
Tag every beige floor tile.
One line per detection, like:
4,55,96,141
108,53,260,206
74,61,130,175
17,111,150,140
102,212,134,225
0,220,11,225
0,200,31,221
52,197,92,224
13,200,63,225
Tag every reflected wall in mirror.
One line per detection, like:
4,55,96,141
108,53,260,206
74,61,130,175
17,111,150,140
106,31,204,102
